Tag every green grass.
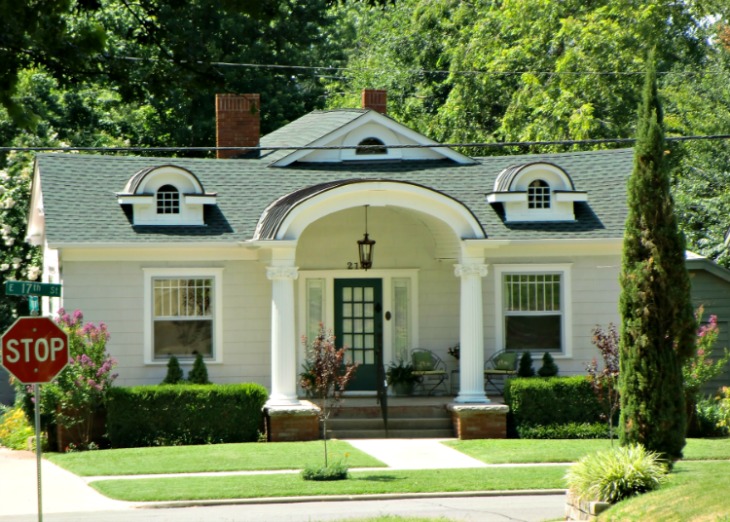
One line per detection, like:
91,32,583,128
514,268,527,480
444,438,730,464
89,465,568,501
47,441,384,476
599,460,730,521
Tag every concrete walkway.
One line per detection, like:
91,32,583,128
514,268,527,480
0,440,566,517
346,438,488,469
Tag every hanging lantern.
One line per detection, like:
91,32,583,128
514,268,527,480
357,205,375,270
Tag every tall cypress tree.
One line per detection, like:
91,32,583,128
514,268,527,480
618,50,696,461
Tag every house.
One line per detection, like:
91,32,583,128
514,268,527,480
23,90,727,437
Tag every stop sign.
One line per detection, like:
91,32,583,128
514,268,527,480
1,317,69,384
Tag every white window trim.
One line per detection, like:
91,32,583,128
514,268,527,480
493,264,572,358
143,267,224,364
297,269,419,373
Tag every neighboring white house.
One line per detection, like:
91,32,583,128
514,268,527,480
27,90,640,410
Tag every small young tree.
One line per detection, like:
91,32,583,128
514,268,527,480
537,352,559,377
518,352,535,377
618,51,696,461
300,324,358,468
188,353,210,384
162,355,184,384
587,324,621,443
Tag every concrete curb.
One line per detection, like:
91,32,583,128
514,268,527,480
134,489,568,510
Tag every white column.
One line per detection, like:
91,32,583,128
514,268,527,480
265,265,300,406
454,263,489,403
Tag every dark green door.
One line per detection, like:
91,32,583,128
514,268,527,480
335,279,383,391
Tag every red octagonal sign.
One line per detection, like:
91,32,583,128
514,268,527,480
1,317,69,384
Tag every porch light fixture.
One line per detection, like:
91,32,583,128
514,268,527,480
357,205,376,270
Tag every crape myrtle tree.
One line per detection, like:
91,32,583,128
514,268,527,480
618,51,696,462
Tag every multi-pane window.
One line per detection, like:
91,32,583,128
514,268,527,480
503,273,561,351
153,278,213,359
356,137,387,155
528,179,550,209
156,184,180,214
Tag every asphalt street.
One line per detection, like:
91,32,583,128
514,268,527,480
0,494,567,522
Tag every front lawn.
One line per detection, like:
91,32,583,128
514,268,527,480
90,466,568,501
600,460,730,521
47,440,384,476
444,438,730,464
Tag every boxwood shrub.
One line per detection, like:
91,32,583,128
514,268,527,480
106,383,268,447
504,376,605,438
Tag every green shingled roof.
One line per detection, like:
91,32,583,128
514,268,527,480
35,148,633,246
260,109,367,164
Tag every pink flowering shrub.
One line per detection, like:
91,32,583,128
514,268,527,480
19,309,118,450
683,307,730,399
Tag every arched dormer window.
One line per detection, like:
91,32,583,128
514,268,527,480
528,179,550,209
487,162,587,222
356,137,387,155
156,184,180,214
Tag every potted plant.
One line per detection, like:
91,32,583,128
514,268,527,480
386,359,420,396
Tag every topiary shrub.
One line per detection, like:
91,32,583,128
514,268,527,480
565,444,668,503
517,352,535,377
504,376,604,438
162,356,184,384
106,383,267,447
537,352,559,377
188,353,210,384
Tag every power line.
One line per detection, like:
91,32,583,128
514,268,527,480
2,134,730,154
113,55,725,78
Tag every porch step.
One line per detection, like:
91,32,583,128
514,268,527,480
326,400,454,439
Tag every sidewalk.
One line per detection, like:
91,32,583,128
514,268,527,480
0,440,566,517
0,447,133,517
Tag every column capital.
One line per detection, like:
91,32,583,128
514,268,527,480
454,263,488,278
266,266,299,281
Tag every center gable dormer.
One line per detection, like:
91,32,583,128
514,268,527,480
261,108,476,167
116,165,217,226
486,162,588,222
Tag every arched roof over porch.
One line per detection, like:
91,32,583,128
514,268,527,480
253,179,487,244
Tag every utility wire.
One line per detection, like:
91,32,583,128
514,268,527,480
2,134,730,154
113,55,725,78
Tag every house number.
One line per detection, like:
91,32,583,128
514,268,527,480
347,262,360,270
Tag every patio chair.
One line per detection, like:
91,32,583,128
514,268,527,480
411,349,448,396
484,350,518,395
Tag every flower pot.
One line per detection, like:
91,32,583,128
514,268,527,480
392,382,415,396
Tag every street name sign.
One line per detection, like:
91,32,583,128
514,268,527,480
3,281,62,298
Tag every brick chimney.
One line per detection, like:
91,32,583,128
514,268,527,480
361,89,387,114
215,93,260,159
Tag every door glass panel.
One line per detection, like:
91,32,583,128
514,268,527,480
364,287,374,301
353,303,363,316
306,279,325,343
364,350,374,364
343,287,352,300
364,318,374,333
392,278,411,361
353,319,363,333
354,287,363,301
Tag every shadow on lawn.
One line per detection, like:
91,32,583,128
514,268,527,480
353,474,399,483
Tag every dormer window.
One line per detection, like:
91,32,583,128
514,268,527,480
356,137,387,155
117,165,217,226
528,180,550,209
156,185,180,214
487,162,587,222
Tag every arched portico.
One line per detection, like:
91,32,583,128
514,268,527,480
258,180,491,407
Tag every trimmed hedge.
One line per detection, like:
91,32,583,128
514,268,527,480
106,383,268,447
504,376,605,438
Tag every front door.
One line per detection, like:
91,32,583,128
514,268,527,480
334,279,383,391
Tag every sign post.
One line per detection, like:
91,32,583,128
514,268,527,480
1,315,68,522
